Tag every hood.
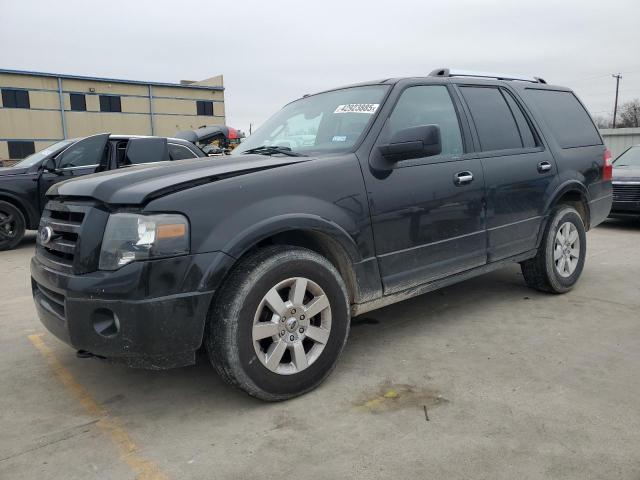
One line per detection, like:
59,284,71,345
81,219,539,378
0,165,31,176
49,154,311,205
612,165,640,182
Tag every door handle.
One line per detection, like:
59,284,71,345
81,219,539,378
537,161,552,173
454,171,474,186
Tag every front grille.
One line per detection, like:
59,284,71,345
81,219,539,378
36,200,92,274
32,280,66,320
612,183,640,202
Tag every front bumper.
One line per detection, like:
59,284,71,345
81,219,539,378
30,251,232,369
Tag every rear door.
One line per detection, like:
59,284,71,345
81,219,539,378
455,84,556,261
38,133,110,209
363,82,487,294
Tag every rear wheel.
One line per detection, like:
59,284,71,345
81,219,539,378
0,201,26,251
521,205,586,293
206,246,350,401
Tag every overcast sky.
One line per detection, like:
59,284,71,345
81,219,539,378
1,0,638,133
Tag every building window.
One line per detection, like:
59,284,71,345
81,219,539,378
196,100,214,116
99,95,121,112
1,89,30,109
70,93,87,111
7,141,36,159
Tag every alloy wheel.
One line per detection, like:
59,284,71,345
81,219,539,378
553,221,580,278
252,277,332,375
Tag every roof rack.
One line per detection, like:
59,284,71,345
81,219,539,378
429,68,546,84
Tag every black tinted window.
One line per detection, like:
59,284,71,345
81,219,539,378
2,89,30,109
57,135,108,168
168,143,197,160
196,100,214,116
526,89,601,148
99,95,121,112
8,141,35,159
460,86,523,151
70,93,86,111
387,85,463,156
502,90,537,148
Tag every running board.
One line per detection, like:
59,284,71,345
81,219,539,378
351,249,537,316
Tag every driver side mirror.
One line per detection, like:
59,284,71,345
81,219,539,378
43,157,59,173
378,124,442,162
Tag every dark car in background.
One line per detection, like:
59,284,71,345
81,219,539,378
31,69,612,400
0,134,206,250
610,145,640,220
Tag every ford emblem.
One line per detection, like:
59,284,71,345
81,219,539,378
39,226,54,245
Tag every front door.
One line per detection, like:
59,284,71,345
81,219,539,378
38,133,110,210
364,84,487,294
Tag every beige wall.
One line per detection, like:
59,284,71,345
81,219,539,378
0,73,57,90
0,72,225,160
0,109,63,138
66,112,152,137
62,78,148,97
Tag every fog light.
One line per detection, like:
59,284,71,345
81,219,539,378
91,308,120,337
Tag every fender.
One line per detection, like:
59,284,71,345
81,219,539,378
0,190,38,229
195,214,363,295
542,179,590,214
222,213,362,263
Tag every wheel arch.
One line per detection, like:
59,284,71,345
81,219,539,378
536,182,591,248
211,215,363,304
0,192,34,229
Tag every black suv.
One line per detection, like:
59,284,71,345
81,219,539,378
0,134,206,250
31,69,612,400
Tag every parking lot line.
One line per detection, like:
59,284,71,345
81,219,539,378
27,333,169,480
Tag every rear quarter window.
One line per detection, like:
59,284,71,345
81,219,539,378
525,89,601,149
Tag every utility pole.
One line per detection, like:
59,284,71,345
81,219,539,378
612,73,622,128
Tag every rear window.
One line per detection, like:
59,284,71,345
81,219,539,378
526,89,601,149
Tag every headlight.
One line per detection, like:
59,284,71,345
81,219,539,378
99,213,190,270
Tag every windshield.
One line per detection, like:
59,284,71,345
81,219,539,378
11,140,75,168
234,85,389,156
614,146,640,167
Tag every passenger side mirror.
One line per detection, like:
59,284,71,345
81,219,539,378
43,157,59,173
378,124,442,162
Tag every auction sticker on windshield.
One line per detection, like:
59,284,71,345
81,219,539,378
334,104,379,114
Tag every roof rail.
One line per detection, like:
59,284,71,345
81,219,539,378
429,68,547,84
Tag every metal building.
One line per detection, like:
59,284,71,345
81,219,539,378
0,68,225,161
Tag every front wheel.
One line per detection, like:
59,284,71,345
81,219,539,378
206,246,350,401
521,205,587,293
0,201,26,251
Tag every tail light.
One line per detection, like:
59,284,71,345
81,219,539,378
603,149,613,181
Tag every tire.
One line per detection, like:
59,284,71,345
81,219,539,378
206,245,350,401
521,205,587,293
0,201,26,251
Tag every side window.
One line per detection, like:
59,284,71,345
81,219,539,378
8,141,35,159
56,135,109,169
1,89,30,109
387,85,463,157
168,143,197,160
99,95,121,113
502,89,537,148
196,100,214,116
70,93,87,112
525,89,601,148
459,86,523,152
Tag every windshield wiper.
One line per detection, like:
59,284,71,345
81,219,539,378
242,145,306,157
